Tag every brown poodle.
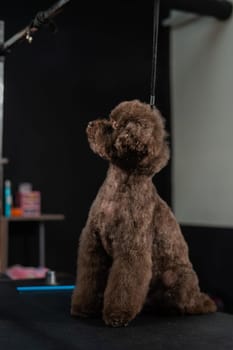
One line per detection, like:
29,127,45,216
71,100,216,327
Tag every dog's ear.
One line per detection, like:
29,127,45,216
86,119,113,160
151,139,170,173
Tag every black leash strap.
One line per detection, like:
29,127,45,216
150,0,160,109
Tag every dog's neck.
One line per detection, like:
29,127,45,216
106,164,152,186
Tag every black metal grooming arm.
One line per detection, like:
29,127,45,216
165,0,233,20
0,0,71,56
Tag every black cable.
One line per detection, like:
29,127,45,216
150,0,160,109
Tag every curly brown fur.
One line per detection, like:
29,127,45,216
71,100,216,327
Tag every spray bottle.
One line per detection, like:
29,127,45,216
4,180,12,217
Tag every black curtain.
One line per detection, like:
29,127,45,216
2,0,171,274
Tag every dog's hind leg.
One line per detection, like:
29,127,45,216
158,267,217,315
71,227,111,317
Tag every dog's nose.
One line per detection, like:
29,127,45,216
87,121,94,129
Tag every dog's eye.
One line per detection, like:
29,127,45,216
112,121,118,129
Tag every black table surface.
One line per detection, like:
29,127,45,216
0,283,233,350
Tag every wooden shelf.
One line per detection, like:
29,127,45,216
0,213,65,273
0,214,65,222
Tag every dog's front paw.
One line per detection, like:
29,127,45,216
103,311,134,327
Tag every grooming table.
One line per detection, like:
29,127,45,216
0,283,233,350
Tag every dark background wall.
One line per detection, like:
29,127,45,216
2,0,233,314
1,0,171,275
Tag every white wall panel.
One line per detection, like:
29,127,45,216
171,6,233,227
